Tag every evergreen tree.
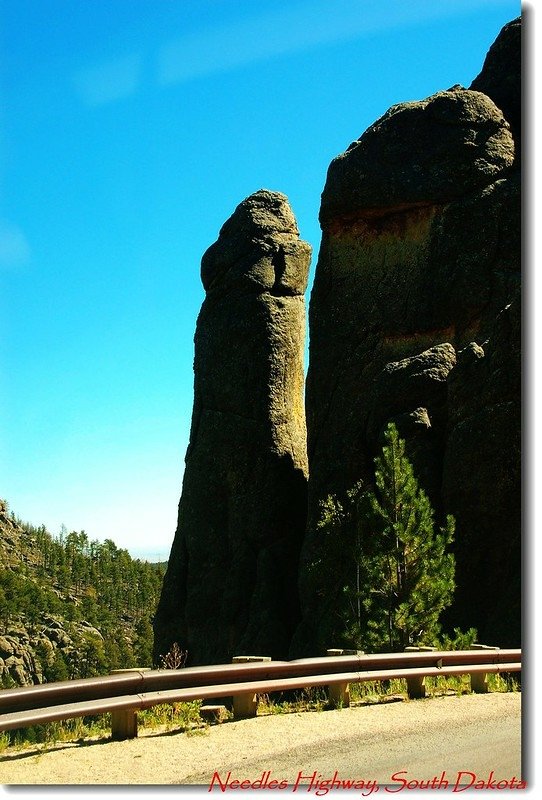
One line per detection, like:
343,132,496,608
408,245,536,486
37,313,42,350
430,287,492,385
354,423,455,651
308,484,365,649
45,650,69,683
133,617,154,667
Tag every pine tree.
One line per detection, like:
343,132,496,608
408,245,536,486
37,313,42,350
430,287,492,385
133,617,154,667
355,423,455,651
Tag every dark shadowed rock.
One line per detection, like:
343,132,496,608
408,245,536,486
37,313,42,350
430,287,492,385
367,343,457,438
442,301,521,645
470,17,521,154
366,344,457,505
292,19,520,656
154,190,311,665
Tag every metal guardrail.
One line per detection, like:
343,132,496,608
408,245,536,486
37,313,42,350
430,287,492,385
0,648,521,740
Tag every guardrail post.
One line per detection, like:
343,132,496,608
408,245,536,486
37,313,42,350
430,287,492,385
111,707,138,741
469,645,499,693
110,668,150,740
231,656,271,719
326,649,363,708
404,647,436,699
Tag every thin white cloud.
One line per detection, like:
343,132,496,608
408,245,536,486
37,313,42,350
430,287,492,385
73,53,142,106
157,0,513,86
71,1,512,102
0,220,31,268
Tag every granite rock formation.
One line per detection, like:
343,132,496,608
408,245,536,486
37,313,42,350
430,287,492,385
292,20,521,655
470,17,521,157
153,190,311,665
0,616,103,687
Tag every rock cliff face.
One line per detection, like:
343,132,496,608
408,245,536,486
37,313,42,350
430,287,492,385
292,19,521,655
153,190,311,665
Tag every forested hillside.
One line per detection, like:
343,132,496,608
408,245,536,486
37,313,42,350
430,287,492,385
0,499,166,687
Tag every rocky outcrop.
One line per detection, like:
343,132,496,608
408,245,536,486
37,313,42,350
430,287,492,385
292,20,520,655
320,88,514,224
0,626,42,687
470,17,521,156
153,190,311,665
0,616,103,687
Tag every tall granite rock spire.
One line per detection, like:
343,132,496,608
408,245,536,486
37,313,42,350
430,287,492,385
291,18,520,656
154,190,311,666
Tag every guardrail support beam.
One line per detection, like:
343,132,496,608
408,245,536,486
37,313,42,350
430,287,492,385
232,691,258,719
328,681,350,708
404,647,436,698
326,649,363,708
109,667,150,739
111,708,138,740
470,673,488,693
469,645,499,693
231,656,271,718
405,675,426,699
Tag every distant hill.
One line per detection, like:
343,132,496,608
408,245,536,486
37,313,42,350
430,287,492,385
0,499,167,687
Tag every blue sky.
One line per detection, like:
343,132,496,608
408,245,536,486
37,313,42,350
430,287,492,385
0,0,523,560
